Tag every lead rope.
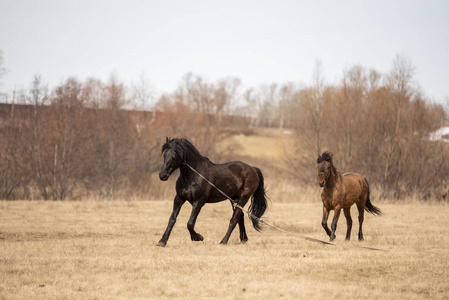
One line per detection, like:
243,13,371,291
184,162,238,208
183,162,443,254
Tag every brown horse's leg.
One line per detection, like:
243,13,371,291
321,206,332,238
220,208,243,244
187,201,205,242
357,204,365,241
330,206,342,241
343,208,353,241
238,213,248,243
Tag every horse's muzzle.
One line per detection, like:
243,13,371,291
159,172,169,181
318,176,325,187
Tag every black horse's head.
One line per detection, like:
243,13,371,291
159,137,185,181
316,151,334,187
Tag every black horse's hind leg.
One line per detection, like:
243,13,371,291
238,213,248,243
357,204,365,241
220,208,243,244
187,201,205,242
157,196,186,247
229,200,248,243
343,207,353,241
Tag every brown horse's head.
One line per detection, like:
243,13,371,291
316,151,335,187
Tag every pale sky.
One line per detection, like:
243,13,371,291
1,0,448,105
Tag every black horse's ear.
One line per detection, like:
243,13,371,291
166,137,170,143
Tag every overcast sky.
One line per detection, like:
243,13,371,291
1,0,448,105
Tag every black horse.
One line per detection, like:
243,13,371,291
157,137,268,247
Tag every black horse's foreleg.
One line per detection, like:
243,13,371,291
321,206,332,237
157,196,185,247
220,208,242,244
343,207,353,241
187,201,204,242
330,206,342,241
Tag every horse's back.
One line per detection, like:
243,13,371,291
219,161,258,178
342,172,368,205
204,160,260,201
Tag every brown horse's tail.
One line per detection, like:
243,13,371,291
248,167,268,231
364,178,382,216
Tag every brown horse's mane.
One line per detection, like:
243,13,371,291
317,151,336,169
317,151,340,179
317,151,333,163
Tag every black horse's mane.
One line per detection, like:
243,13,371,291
161,137,202,158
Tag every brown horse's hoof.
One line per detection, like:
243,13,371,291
157,240,167,247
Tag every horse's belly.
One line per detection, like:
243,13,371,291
176,181,203,202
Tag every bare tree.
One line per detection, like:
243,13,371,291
0,91,24,199
50,78,83,200
304,60,327,157
132,72,155,111
382,55,415,197
23,75,50,199
278,83,298,129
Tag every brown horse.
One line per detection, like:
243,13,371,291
317,152,381,241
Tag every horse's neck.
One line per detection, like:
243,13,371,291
324,172,339,190
186,146,208,165
180,148,208,177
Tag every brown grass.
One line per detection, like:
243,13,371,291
1,200,448,299
1,130,448,298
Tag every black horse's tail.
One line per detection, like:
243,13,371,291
364,178,382,216
248,167,268,231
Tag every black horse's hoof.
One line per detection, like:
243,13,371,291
220,241,228,245
191,234,204,242
157,240,167,247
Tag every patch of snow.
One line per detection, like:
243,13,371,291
429,126,449,142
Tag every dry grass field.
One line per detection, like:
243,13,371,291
1,131,448,299
1,199,448,299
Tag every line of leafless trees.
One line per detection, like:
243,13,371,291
287,57,448,200
0,72,248,200
0,53,447,200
